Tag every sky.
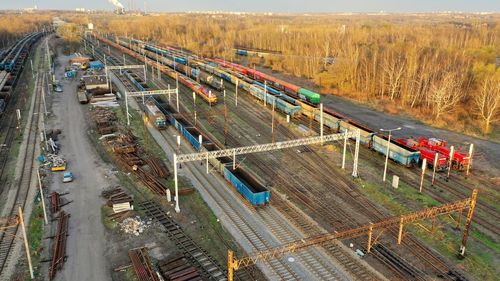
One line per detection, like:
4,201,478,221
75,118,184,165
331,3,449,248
1,0,499,13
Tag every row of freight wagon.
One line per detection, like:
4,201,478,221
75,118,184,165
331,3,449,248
0,32,44,71
296,100,470,170
110,36,304,117
208,58,471,171
119,37,320,106
143,98,270,206
103,35,471,172
115,38,218,104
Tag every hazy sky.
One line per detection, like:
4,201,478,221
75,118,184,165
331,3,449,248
1,0,499,13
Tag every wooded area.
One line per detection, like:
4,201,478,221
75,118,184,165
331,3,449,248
0,13,51,49
89,14,500,136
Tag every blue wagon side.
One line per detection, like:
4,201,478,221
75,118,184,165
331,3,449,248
372,135,420,167
223,165,270,206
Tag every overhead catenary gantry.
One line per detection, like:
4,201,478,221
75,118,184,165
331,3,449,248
227,189,479,281
172,130,361,213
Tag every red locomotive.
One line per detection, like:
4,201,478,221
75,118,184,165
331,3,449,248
396,139,448,171
418,138,471,170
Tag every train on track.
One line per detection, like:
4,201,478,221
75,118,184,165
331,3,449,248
0,32,44,114
145,100,167,129
95,34,471,172
208,58,471,170
0,32,43,71
160,101,270,206
115,38,218,104
173,113,270,206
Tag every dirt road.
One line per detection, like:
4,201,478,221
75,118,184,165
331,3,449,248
47,53,112,281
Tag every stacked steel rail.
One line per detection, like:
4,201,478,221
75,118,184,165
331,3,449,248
48,211,70,280
129,247,160,281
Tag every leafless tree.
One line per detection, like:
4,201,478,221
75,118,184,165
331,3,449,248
474,76,500,134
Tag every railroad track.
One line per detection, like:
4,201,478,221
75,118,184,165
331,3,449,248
90,44,266,281
91,38,471,280
111,47,353,280
99,43,396,280
0,70,43,275
137,200,228,281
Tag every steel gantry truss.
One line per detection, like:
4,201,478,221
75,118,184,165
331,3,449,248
124,89,178,125
173,130,361,212
227,189,478,281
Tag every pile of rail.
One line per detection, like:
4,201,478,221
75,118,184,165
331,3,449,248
128,247,160,281
91,107,117,135
146,156,170,178
49,192,71,214
159,255,201,281
48,211,70,280
137,201,227,281
103,187,134,216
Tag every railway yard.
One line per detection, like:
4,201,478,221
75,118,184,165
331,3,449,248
0,19,498,281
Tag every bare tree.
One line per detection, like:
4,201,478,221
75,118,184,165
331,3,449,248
430,72,464,120
474,76,500,134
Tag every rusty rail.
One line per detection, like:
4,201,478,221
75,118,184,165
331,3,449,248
48,211,70,280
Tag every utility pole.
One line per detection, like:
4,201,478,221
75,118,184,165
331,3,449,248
320,103,324,145
447,146,454,181
342,129,348,169
263,80,267,106
465,143,474,178
174,154,180,213
419,158,427,193
431,153,438,185
380,127,402,182
19,207,34,279
176,74,179,112
352,129,360,178
193,92,197,127
224,90,228,146
460,189,478,257
37,170,48,225
271,98,275,143
235,79,239,107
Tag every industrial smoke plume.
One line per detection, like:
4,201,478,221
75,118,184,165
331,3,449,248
108,0,124,9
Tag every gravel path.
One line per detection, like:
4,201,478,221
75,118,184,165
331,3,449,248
47,53,112,281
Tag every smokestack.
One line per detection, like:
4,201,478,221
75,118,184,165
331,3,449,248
108,0,124,9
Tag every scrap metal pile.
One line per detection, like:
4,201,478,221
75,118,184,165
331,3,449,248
159,255,201,281
45,153,67,171
91,107,117,135
129,247,160,281
48,211,70,280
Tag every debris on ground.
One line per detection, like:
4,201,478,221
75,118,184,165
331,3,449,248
120,216,151,236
